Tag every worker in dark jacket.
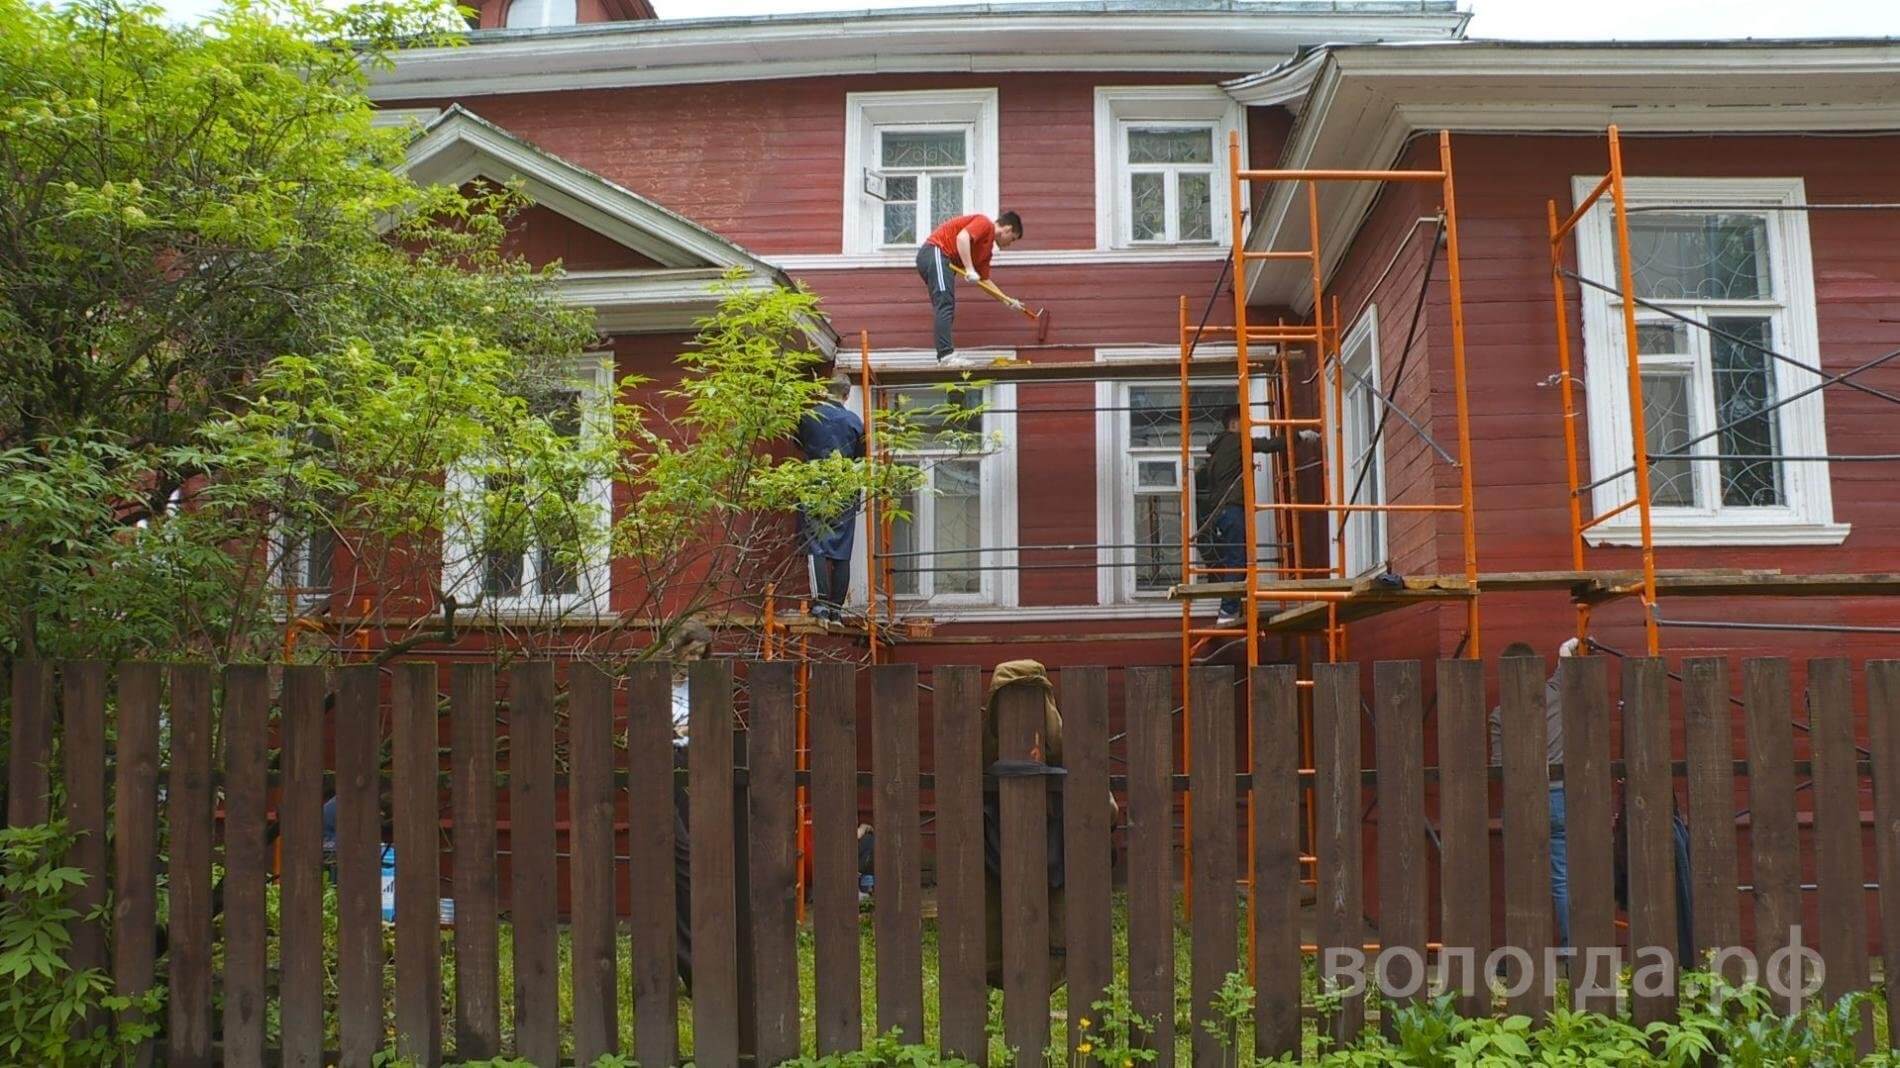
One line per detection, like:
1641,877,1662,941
794,377,866,621
1194,405,1317,626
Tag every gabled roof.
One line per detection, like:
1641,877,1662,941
1242,39,1900,309
401,105,790,276
400,106,837,351
370,0,1466,99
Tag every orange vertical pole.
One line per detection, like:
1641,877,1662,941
795,624,811,923
1546,199,1594,645
1328,293,1348,662
1275,318,1306,581
858,330,880,665
1605,126,1660,656
1177,289,1195,916
1438,130,1483,660
1302,181,1341,663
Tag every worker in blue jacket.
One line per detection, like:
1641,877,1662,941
794,377,866,621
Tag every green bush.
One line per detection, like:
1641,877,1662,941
0,821,162,1066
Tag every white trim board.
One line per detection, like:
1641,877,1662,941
367,7,1463,100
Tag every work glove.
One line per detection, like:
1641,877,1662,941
1297,428,1322,445
965,269,981,283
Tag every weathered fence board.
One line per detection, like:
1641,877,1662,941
335,664,385,1067
570,663,620,1064
1061,666,1112,1061
1434,658,1489,1019
6,658,51,828
167,664,215,1068
873,663,924,1043
1499,653,1553,1022
450,663,501,1061
1373,659,1426,1029
1808,658,1873,1053
278,666,327,1068
60,662,108,992
1314,660,1364,1045
997,673,1053,1063
1188,666,1237,1068
393,662,443,1067
1560,655,1614,1013
932,665,988,1065
748,662,800,1065
509,661,559,1064
110,661,163,1060
690,659,742,1068
1866,659,1900,1049
1681,657,1741,978
1742,657,1801,1006
1253,665,1303,1057
1125,666,1175,1065
221,665,271,1066
1623,657,1679,1026
626,661,679,1068
810,662,862,1054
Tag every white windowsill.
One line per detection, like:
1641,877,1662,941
773,246,1230,271
1584,520,1851,548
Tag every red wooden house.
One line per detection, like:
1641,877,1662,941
275,0,1900,953
366,3,1900,680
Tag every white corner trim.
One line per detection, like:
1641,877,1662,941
372,107,442,129
842,89,999,258
1093,85,1244,252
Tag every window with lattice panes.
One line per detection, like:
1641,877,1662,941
876,127,971,248
1573,176,1841,546
1123,124,1216,245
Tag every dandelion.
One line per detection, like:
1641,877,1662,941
1078,1018,1091,1031
1076,1042,1093,1055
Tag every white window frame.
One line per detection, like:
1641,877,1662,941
845,90,999,257
1573,175,1845,546
1331,308,1388,577
271,520,337,611
842,351,1017,610
504,0,576,29
1094,87,1243,252
870,124,975,250
1093,346,1274,605
443,354,615,616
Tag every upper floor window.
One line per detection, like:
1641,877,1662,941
875,128,970,247
845,90,998,257
275,524,337,609
1333,309,1387,576
1095,87,1242,251
505,0,576,28
1572,176,1844,546
1124,126,1215,244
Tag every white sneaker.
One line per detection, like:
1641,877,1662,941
1214,611,1242,628
937,351,972,368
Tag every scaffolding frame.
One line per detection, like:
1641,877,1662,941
1544,124,1900,655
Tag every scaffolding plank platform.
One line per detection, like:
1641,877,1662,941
1583,571,1900,604
867,354,1295,387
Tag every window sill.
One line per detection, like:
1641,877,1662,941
1584,520,1850,548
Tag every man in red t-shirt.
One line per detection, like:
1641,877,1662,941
916,211,1023,361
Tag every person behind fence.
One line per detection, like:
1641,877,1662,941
795,376,866,622
1194,404,1319,628
980,659,1118,989
1489,637,1695,964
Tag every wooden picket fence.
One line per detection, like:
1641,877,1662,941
6,655,1900,1066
